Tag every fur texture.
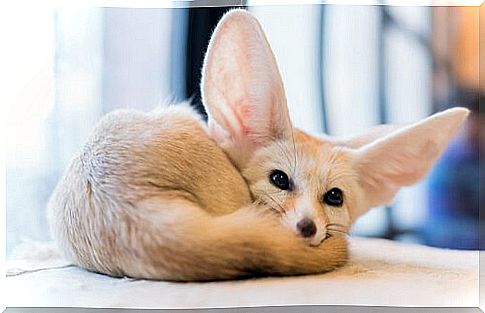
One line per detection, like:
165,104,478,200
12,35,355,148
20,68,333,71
47,9,469,281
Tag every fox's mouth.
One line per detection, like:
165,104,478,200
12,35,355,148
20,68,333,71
308,234,329,247
308,229,348,247
324,232,333,240
275,207,349,246
307,232,332,247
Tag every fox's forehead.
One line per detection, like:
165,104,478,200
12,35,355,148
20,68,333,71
256,130,353,186
293,128,340,155
293,129,329,145
292,129,334,157
293,133,352,184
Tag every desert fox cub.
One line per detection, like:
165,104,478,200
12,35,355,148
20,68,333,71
47,9,469,281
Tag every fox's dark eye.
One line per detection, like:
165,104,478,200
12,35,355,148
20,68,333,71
323,188,343,207
269,170,291,190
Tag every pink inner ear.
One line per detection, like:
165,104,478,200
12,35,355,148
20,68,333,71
235,96,254,136
201,10,293,169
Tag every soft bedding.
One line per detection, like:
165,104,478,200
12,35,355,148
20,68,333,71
5,237,480,308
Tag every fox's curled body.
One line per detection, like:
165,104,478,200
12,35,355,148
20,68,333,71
47,9,468,282
48,106,347,281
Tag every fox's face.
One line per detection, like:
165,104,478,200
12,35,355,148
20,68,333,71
201,9,469,245
243,132,355,246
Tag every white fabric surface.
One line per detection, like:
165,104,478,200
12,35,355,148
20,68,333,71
5,237,480,308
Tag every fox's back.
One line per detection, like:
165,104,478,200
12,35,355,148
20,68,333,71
47,106,253,273
76,106,251,215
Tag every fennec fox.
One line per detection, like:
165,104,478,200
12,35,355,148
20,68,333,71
47,9,469,281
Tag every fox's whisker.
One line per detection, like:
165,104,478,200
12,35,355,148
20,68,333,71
326,228,349,236
326,223,347,230
263,193,285,213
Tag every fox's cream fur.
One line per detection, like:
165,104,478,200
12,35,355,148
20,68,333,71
47,10,469,281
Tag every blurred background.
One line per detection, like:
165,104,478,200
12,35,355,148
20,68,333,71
4,3,483,258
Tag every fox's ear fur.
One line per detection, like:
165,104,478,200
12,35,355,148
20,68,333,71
335,124,404,149
351,107,469,218
201,9,292,169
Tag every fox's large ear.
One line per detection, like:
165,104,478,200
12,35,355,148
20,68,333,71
201,9,292,169
351,108,469,218
334,124,404,149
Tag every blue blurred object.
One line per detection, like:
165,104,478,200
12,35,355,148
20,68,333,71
424,111,482,250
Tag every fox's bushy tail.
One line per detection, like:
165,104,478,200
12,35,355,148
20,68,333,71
113,202,348,281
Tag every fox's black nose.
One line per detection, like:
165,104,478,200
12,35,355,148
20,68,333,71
297,218,317,238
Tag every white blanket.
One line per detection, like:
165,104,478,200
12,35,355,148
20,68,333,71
5,237,480,308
